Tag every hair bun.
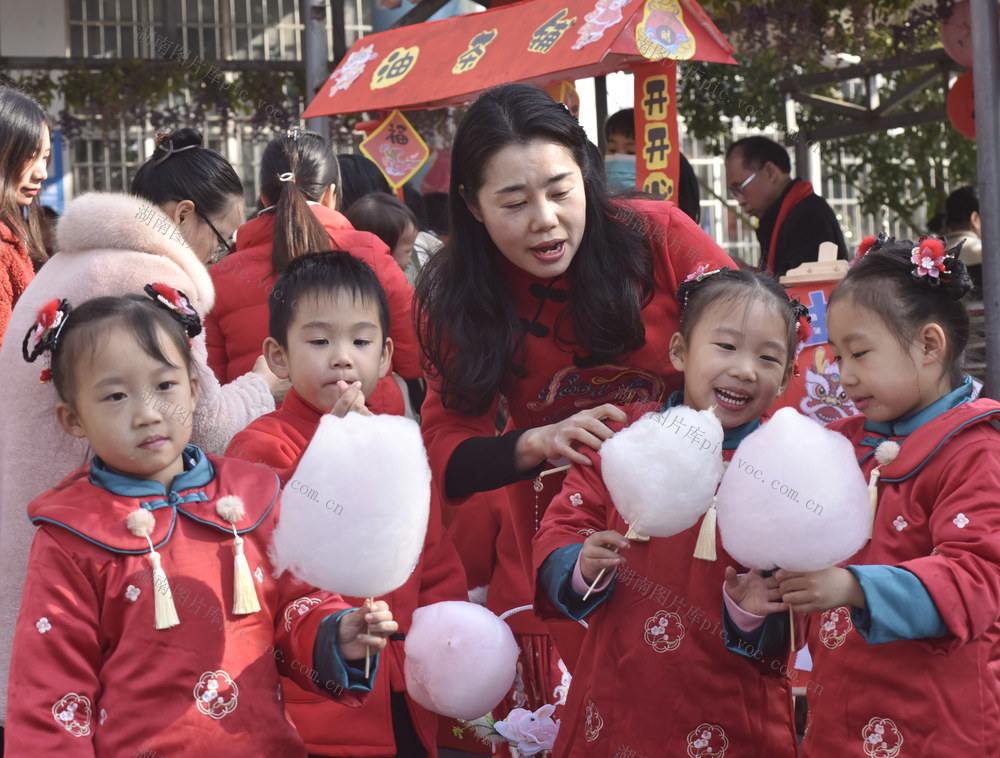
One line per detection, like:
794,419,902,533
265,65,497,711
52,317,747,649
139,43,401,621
943,255,974,301
158,128,203,151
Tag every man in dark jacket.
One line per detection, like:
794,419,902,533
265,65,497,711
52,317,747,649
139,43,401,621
725,136,848,277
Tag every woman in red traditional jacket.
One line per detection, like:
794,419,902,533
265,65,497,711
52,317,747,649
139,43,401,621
8,290,396,757
729,234,1000,756
532,269,804,756
414,83,733,719
204,130,420,415
0,85,49,351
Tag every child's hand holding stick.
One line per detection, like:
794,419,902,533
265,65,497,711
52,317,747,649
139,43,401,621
581,525,637,601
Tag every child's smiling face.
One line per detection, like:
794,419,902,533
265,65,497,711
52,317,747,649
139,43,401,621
669,297,790,428
55,322,199,489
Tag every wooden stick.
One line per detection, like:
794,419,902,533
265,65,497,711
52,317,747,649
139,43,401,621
364,597,374,678
582,521,639,601
539,463,572,478
789,607,795,659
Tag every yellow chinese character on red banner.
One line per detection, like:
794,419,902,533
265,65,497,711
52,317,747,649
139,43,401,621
643,172,674,200
528,9,577,54
643,124,671,171
453,29,498,74
641,75,669,120
371,46,419,90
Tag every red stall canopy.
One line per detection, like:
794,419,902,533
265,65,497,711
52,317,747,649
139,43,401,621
303,0,735,117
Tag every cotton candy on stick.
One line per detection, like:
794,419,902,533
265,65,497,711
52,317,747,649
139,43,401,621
715,407,870,572
585,406,725,597
600,406,725,537
404,601,519,720
271,413,431,671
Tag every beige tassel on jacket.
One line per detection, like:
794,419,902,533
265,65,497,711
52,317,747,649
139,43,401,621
693,497,718,561
217,495,261,615
867,441,901,537
127,508,180,630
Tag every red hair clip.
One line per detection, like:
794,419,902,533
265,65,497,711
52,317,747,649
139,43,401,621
22,298,73,382
144,283,202,338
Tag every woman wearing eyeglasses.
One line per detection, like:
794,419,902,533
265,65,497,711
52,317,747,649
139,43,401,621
203,130,421,416
0,127,286,731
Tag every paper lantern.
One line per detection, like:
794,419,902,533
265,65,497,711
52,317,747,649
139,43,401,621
715,407,869,571
404,601,519,719
947,70,976,140
271,413,430,597
601,406,725,538
941,0,972,67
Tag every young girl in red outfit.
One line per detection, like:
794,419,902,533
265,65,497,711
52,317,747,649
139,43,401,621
6,289,395,757
728,234,1000,757
532,269,806,757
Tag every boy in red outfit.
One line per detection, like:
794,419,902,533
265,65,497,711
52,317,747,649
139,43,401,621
226,250,467,757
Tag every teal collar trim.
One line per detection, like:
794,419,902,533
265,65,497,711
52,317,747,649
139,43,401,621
90,445,214,504
662,390,761,450
863,376,974,439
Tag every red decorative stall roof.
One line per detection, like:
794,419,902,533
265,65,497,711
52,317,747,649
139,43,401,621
303,0,735,117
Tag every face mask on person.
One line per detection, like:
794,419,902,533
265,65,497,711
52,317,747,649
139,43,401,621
605,153,637,192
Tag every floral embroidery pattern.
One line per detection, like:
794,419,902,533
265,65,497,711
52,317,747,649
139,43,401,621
577,528,596,538
99,708,108,726
643,611,685,653
552,658,571,706
584,700,603,742
52,693,92,737
686,723,729,757
283,596,321,631
892,516,907,532
862,716,903,757
36,617,51,634
124,585,141,602
254,567,264,584
953,513,970,529
193,670,239,719
569,493,583,507
819,606,854,650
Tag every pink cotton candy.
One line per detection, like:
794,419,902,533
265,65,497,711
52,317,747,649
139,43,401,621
404,601,519,719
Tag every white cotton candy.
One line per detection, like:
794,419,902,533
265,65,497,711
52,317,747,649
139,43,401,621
600,406,725,538
270,413,430,597
715,407,870,571
404,601,519,720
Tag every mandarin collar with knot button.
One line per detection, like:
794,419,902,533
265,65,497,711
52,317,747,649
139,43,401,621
28,445,279,554
859,376,975,459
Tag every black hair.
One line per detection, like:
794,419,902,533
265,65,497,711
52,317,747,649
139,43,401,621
605,108,635,142
829,238,973,389
677,153,701,224
344,192,418,254
0,85,49,267
677,268,803,379
401,183,429,230
131,128,243,221
424,192,449,237
414,83,652,415
726,136,791,175
945,185,978,231
51,294,193,404
337,153,391,211
268,250,390,349
259,130,340,275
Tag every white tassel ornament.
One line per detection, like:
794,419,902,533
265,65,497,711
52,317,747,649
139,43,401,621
868,441,901,537
127,508,179,630
693,498,718,561
217,495,261,615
